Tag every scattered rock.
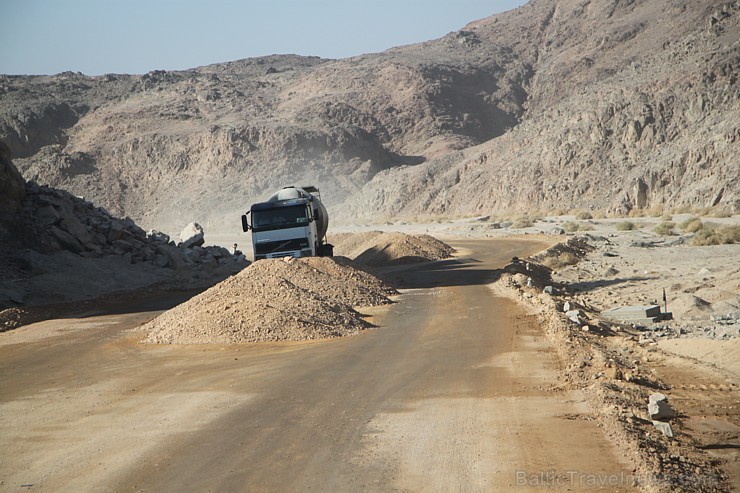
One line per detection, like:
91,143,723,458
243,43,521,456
652,420,674,438
648,393,676,420
179,222,205,248
147,230,170,243
566,309,581,324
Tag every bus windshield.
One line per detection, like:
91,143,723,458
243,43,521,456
251,205,309,232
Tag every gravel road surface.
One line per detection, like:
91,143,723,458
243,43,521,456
0,238,637,492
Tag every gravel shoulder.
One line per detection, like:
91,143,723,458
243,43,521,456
481,215,739,492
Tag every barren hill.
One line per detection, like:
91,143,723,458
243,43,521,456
1,0,737,236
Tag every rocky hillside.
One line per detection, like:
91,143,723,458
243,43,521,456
0,0,737,235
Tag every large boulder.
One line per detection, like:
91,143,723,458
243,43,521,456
0,141,25,214
179,222,205,248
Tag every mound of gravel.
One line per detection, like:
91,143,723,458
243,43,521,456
143,256,396,344
331,231,454,267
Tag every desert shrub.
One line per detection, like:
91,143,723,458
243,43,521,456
562,221,579,232
673,204,692,214
691,226,719,246
511,217,534,229
541,252,580,270
654,222,676,236
693,206,732,217
562,221,595,232
575,211,593,220
692,224,740,245
592,211,607,219
718,225,740,243
661,214,673,222
616,221,637,231
710,208,732,218
678,217,703,233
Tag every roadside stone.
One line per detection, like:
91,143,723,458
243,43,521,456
648,393,676,420
147,229,170,243
0,142,25,213
566,309,581,324
652,420,674,438
107,220,128,243
154,253,170,268
605,366,623,380
543,285,554,294
50,225,84,253
179,222,205,248
60,216,95,250
36,204,61,225
112,239,134,253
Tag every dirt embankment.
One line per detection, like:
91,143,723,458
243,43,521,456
492,237,737,492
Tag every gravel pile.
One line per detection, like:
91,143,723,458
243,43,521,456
331,231,454,267
143,256,397,344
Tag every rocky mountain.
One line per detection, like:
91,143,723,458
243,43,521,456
0,0,737,237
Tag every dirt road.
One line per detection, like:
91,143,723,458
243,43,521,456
0,238,638,492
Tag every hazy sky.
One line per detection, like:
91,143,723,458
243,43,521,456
0,0,527,76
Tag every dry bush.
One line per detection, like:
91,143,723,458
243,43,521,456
654,222,676,236
541,252,580,270
661,214,673,222
691,229,720,245
616,221,637,231
691,225,740,246
563,220,594,232
575,211,593,220
693,206,732,217
592,211,607,219
710,208,732,218
512,217,534,228
678,217,703,233
719,225,740,242
562,221,579,232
